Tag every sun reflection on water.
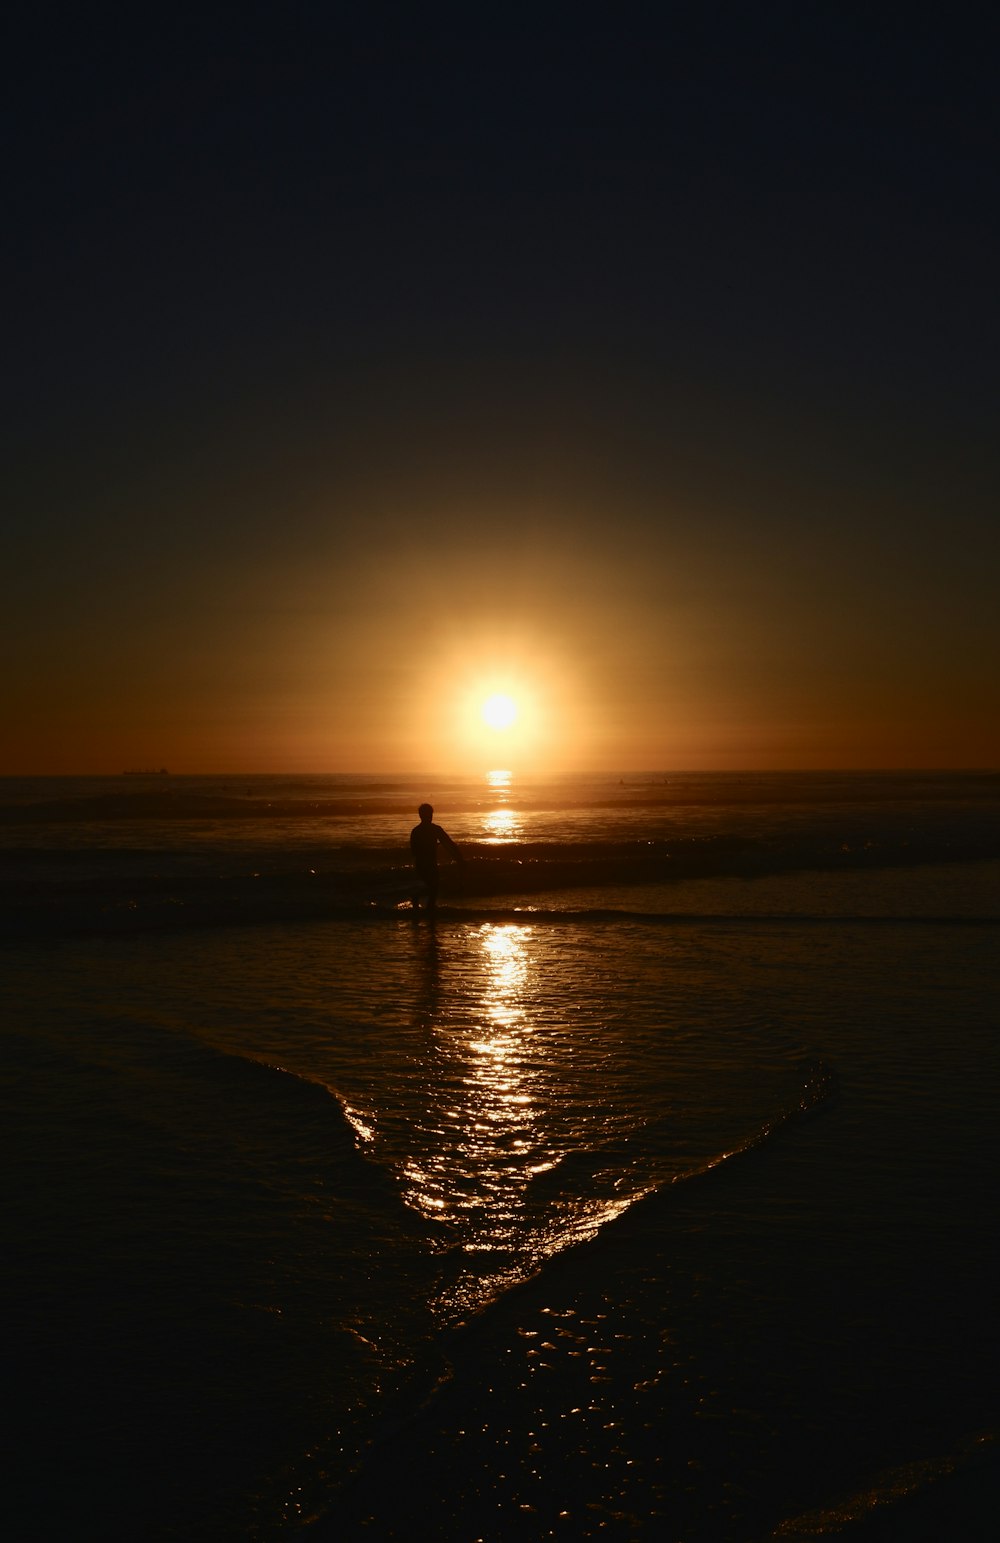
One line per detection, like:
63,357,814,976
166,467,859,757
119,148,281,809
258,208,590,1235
481,768,520,842
400,925,537,1235
481,806,521,843
388,921,655,1324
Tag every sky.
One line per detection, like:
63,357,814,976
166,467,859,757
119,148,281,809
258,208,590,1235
4,4,998,774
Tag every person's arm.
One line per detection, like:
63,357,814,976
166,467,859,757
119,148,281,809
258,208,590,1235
437,826,462,861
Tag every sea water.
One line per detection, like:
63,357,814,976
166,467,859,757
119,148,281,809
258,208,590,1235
2,772,998,1539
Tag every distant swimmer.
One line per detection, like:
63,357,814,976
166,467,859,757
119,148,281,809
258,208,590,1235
410,803,462,911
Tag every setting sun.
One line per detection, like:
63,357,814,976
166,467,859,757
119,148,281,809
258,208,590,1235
440,649,584,775
482,693,518,731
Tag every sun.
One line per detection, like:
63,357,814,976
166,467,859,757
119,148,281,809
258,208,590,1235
481,692,518,731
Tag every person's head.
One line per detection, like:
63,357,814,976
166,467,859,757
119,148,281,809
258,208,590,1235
418,802,433,822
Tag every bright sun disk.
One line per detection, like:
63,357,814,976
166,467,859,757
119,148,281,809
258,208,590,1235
482,693,518,730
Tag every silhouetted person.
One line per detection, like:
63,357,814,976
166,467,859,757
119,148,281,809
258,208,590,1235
410,803,461,911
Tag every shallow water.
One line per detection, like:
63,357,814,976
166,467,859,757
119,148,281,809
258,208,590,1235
3,775,998,1539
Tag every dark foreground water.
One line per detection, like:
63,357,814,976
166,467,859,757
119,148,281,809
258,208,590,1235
2,772,998,1539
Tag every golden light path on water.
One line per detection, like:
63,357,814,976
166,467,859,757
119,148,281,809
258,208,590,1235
481,767,521,843
395,922,647,1323
482,807,521,842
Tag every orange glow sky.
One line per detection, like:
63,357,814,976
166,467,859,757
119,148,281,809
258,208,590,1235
4,13,998,774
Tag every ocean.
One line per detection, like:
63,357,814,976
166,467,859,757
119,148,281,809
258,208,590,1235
2,771,998,1540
